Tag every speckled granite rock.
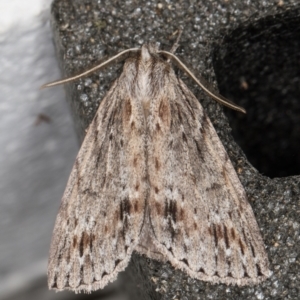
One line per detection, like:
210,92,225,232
49,0,300,299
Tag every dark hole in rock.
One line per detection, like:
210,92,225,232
212,9,300,178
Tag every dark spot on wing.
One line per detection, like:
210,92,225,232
200,124,205,136
51,274,58,288
133,156,138,167
79,265,84,285
179,209,184,221
231,228,236,240
155,202,162,215
156,123,161,131
243,265,250,278
66,249,71,264
135,182,140,191
183,244,188,253
124,99,132,123
250,243,256,258
194,208,197,214
73,236,78,249
193,222,197,230
159,98,169,124
164,199,168,218
216,224,223,240
170,201,177,222
182,132,187,143
109,133,113,141
131,121,135,129
194,139,204,161
256,264,263,276
65,273,70,287
241,228,248,244
207,183,222,191
181,258,189,266
175,103,183,123
79,232,90,257
226,258,231,269
120,197,131,220
155,157,160,170
85,254,91,265
58,242,64,260
120,139,124,147
100,171,106,188
239,238,245,256
224,225,230,249
155,187,159,194
213,224,218,246
239,203,244,213
198,267,205,274
107,108,117,127
167,217,176,241
134,201,139,212
142,174,148,182
164,199,177,224
115,259,121,268
167,246,174,256
122,217,129,238
102,271,108,278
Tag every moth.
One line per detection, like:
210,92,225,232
44,39,271,293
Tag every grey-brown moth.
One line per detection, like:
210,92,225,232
45,40,271,293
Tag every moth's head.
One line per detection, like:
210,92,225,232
140,42,161,62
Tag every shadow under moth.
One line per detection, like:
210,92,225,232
44,38,271,293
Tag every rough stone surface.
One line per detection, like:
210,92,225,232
50,0,300,299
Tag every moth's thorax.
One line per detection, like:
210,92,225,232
136,44,169,118
122,43,171,119
137,44,160,95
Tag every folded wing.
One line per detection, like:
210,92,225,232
147,75,270,286
48,73,147,292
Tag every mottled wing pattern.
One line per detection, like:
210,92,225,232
48,70,147,292
146,72,270,285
